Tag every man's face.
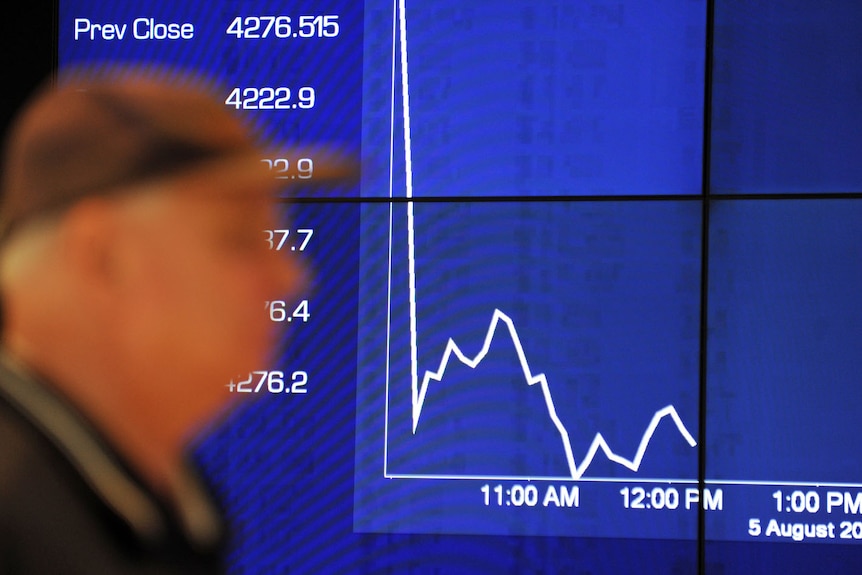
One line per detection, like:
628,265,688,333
110,174,304,429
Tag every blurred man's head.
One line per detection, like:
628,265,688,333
0,69,305,491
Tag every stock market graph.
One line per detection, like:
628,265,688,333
57,0,862,572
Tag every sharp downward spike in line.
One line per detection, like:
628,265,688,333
397,3,694,481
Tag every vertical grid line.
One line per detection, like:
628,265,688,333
698,0,717,571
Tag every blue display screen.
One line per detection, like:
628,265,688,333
57,0,862,573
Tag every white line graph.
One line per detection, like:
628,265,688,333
387,0,697,481
411,309,697,480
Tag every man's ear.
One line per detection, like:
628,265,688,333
58,197,125,293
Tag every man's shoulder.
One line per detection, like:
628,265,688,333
0,392,45,477
0,394,69,503
0,390,86,511
0,361,225,574
0,394,127,573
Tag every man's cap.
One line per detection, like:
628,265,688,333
0,69,271,242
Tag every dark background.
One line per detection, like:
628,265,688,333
1,4,54,141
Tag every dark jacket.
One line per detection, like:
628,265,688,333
0,351,226,574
